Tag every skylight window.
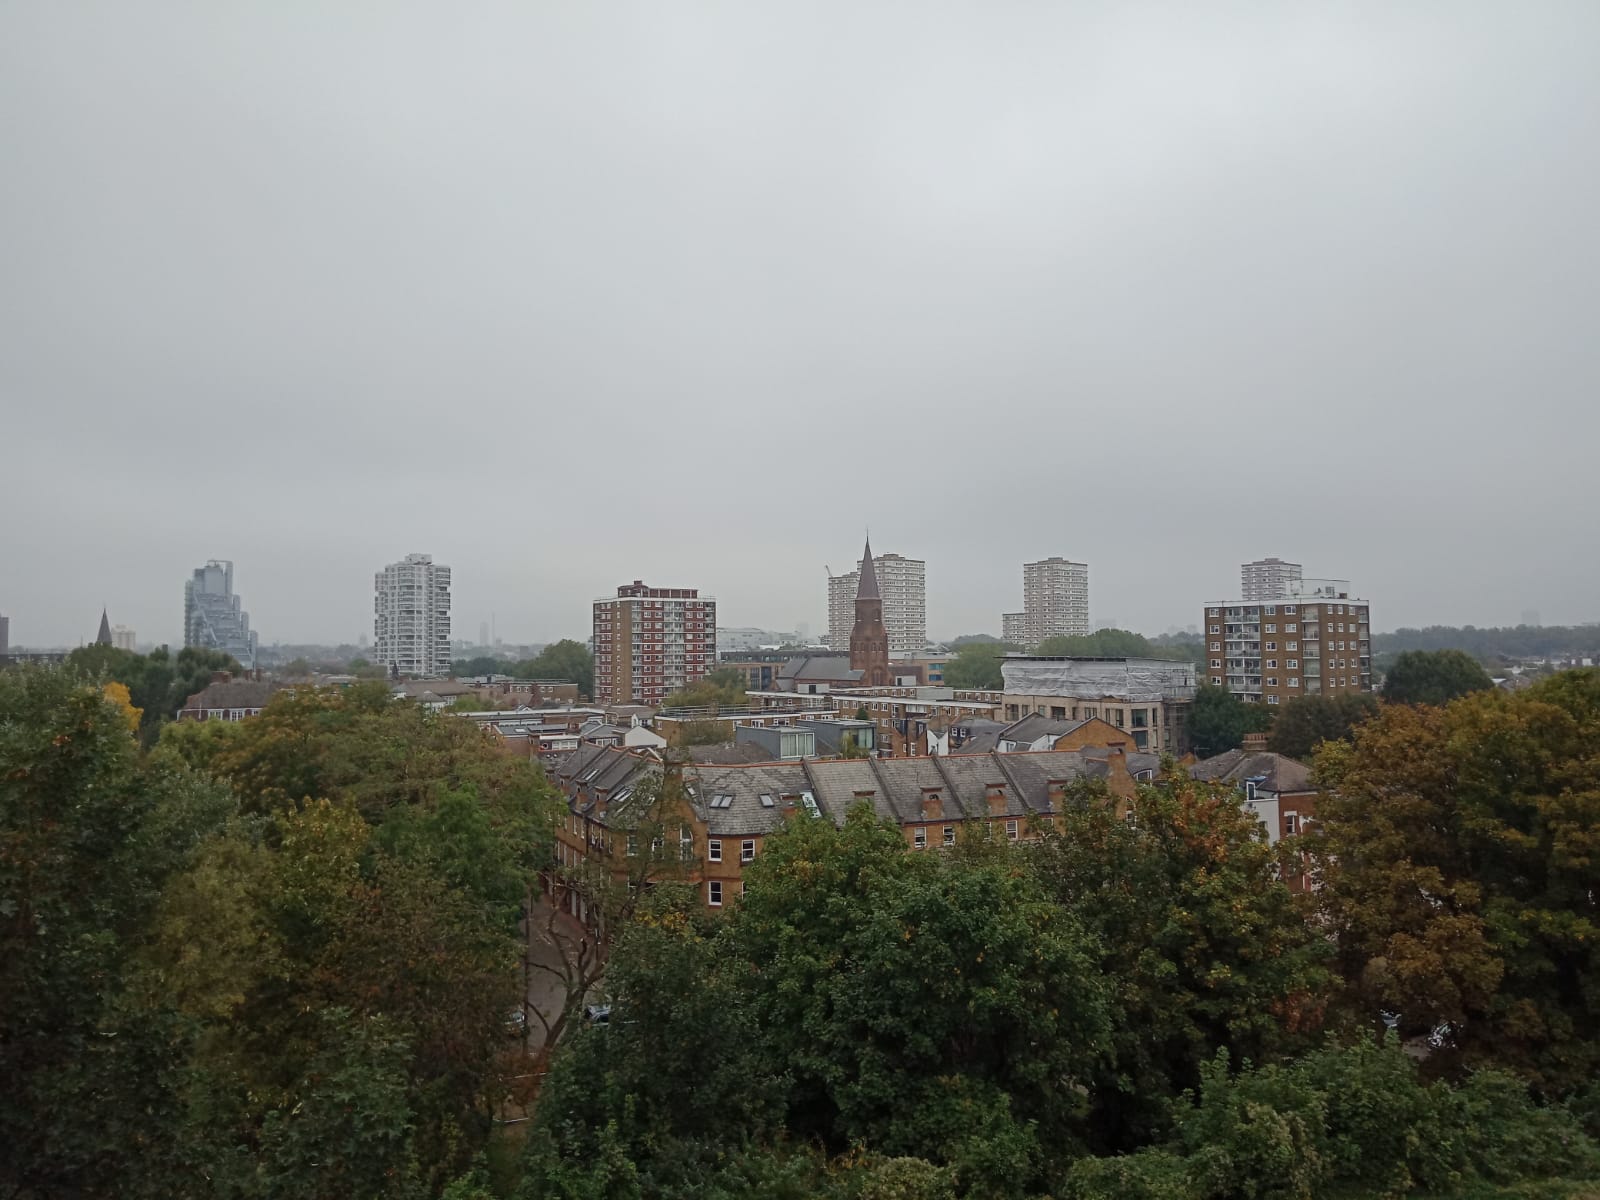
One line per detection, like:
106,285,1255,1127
758,793,775,808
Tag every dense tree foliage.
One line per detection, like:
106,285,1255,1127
1030,776,1331,1150
12,659,1600,1199
1187,681,1273,758
1375,622,1600,663
514,640,594,700
1266,692,1379,759
63,642,242,743
1,670,559,1198
1310,670,1600,1092
523,739,1600,1199
660,667,749,710
941,640,1022,689
1035,628,1200,668
1380,648,1495,707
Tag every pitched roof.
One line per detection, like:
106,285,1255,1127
856,536,880,600
1190,749,1313,793
183,679,279,711
998,713,1085,747
777,656,862,683
96,609,113,647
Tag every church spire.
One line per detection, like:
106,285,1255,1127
857,536,880,601
96,608,112,647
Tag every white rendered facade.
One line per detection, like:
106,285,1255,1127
375,554,452,678
1240,557,1303,602
1021,557,1089,644
825,552,925,656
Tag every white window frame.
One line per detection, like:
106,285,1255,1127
943,825,955,846
708,839,721,862
1006,819,1019,841
708,880,723,907
914,828,927,849
741,839,755,863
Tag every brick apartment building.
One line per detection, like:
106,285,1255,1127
593,581,717,707
1203,584,1372,706
547,743,1148,914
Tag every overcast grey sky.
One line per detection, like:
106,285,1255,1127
4,1,1597,649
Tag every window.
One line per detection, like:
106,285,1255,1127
1289,677,1300,687
1285,623,1297,632
1265,605,1277,615
680,825,694,862
1287,641,1298,651
1266,642,1277,651
1284,813,1299,836
914,828,927,849
1267,694,1280,705
1287,659,1299,669
1265,623,1277,633
943,825,955,846
1210,659,1221,669
1284,605,1296,614
708,839,722,862
708,881,723,906
1210,641,1221,652
1266,659,1277,668
626,833,638,857
1006,820,1019,841
1211,676,1222,685
1209,625,1220,634
1266,677,1278,687
742,840,756,863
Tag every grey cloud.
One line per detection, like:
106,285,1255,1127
2,1,1596,647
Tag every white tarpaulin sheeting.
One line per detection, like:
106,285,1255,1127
1000,657,1196,702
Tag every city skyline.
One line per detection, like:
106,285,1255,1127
3,3,1598,646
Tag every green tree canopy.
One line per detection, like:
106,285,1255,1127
1310,670,1600,1091
1187,681,1273,758
941,640,1021,690
1267,692,1380,760
516,639,594,699
661,667,748,710
1380,648,1495,707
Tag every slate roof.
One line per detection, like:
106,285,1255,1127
857,537,880,600
1190,750,1313,793
998,713,1086,747
183,679,280,711
778,656,863,683
553,744,1144,837
685,742,776,765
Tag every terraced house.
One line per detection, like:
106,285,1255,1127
547,741,1160,913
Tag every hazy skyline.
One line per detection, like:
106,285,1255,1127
5,2,1598,648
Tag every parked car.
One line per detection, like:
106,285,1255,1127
583,1004,611,1027
505,1007,527,1037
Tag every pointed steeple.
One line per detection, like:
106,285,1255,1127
96,608,113,647
857,536,880,601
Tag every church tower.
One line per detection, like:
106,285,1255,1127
849,537,891,688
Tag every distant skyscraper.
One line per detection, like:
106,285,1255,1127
374,554,452,678
826,548,925,656
185,561,259,669
112,625,136,652
0,613,8,657
1001,612,1026,644
1020,557,1089,645
593,581,716,706
1241,557,1303,602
